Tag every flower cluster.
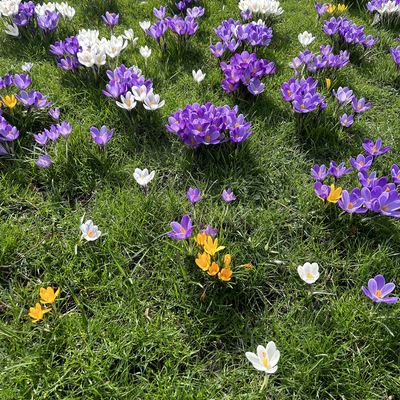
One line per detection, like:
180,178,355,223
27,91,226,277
281,77,325,114
366,0,400,25
315,2,347,19
238,0,284,18
312,138,400,217
289,46,350,77
165,102,252,147
211,19,273,56
4,1,75,38
28,286,60,323
322,17,379,50
103,64,164,112
221,50,275,95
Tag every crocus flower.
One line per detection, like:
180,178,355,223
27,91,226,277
192,69,205,84
102,12,119,30
90,126,114,149
358,170,377,187
196,252,211,271
36,155,52,168
201,225,217,237
218,267,232,281
352,97,371,113
337,188,366,213
40,287,60,304
29,303,51,323
362,138,391,157
326,184,342,203
314,182,331,200
44,125,60,144
204,237,225,256
328,161,353,180
133,168,155,190
80,220,101,241
297,262,319,284
248,79,264,95
222,188,235,202
391,164,400,184
298,31,315,48
49,108,60,120
372,190,400,217
139,21,151,31
168,215,193,240
208,262,220,276
245,342,280,374
0,124,19,142
187,187,200,203
350,154,373,171
57,121,72,142
362,275,398,303
5,23,19,37
311,164,328,181
210,42,226,58
22,62,34,74
2,95,17,110
315,2,329,18
140,45,151,60
12,74,31,90
143,92,165,111
339,113,353,127
116,91,137,111
153,6,166,19
33,132,48,147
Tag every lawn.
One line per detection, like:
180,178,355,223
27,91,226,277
0,0,400,398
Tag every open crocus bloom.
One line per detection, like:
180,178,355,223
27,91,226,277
362,275,398,303
297,262,319,284
133,168,155,187
168,215,193,239
80,220,101,241
245,342,280,374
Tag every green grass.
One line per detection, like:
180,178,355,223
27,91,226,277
1,0,400,398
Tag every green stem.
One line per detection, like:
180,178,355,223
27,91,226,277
260,374,269,393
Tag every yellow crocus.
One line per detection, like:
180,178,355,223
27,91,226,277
326,78,331,90
2,95,17,109
224,254,231,268
40,287,60,304
327,184,342,203
194,232,208,247
337,3,347,12
28,303,51,323
204,237,225,256
207,262,220,276
218,268,233,282
327,4,336,13
195,252,211,271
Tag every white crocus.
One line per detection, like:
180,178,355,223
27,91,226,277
94,50,107,67
105,35,128,59
132,85,148,102
116,91,137,111
143,91,165,111
140,45,152,60
133,168,155,188
297,262,320,284
80,220,101,241
132,65,142,76
5,23,19,37
35,2,56,16
64,4,75,20
139,21,151,31
192,69,206,84
123,29,134,40
298,31,315,48
22,62,34,73
77,49,96,67
245,342,280,374
0,0,20,17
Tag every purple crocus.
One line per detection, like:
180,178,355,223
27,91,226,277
44,125,60,144
201,225,217,237
90,126,114,150
332,86,353,106
12,74,31,90
102,12,119,31
339,114,353,127
352,97,371,113
0,124,20,141
315,2,329,19
222,188,235,202
49,108,60,120
168,215,193,240
311,164,328,181
34,92,52,109
391,164,400,184
362,138,391,157
36,155,52,168
362,275,398,304
210,42,226,58
328,161,352,180
57,121,72,142
241,10,252,20
33,132,48,148
337,188,366,213
248,79,264,95
187,187,200,204
15,89,36,108
372,190,400,217
358,170,377,187
0,143,9,155
153,6,166,19
314,182,331,200
187,6,204,19
350,154,373,171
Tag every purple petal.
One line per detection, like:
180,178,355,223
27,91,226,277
380,283,395,297
374,274,385,290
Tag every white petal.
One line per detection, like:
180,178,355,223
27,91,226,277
266,341,276,360
268,349,280,368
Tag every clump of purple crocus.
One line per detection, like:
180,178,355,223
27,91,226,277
288,46,350,77
221,50,275,96
362,275,398,304
165,102,252,147
322,17,378,51
211,19,273,55
37,10,61,36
